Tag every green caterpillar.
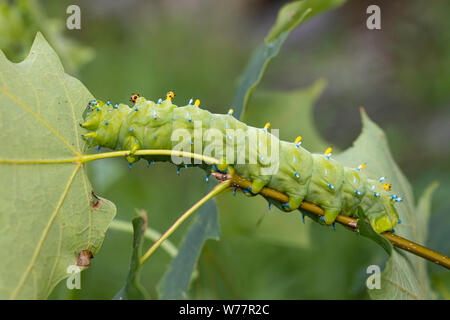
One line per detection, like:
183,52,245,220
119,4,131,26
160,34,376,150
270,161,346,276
81,92,401,234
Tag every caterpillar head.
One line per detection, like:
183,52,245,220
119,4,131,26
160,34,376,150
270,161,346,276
81,99,129,149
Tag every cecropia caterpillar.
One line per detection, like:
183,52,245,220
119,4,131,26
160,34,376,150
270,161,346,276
81,92,401,234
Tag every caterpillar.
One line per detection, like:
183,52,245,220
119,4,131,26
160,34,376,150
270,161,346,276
81,92,401,234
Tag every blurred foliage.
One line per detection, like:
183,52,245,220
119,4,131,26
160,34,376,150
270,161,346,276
0,0,447,299
0,0,94,73
113,212,150,300
232,0,345,119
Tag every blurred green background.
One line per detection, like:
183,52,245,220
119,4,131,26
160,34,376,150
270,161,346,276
1,0,449,299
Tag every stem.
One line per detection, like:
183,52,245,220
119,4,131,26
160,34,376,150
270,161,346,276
229,174,450,270
80,150,219,165
139,180,231,265
0,149,219,165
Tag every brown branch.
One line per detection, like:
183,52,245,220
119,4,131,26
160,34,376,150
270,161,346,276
225,173,450,270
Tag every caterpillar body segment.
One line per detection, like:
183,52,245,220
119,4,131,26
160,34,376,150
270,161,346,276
81,94,400,234
306,155,345,225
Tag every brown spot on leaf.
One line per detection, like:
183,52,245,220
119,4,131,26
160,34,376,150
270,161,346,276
77,250,94,267
91,190,102,210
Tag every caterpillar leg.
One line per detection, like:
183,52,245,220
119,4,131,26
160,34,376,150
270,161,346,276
216,162,229,173
125,136,141,163
248,179,266,195
281,195,303,212
320,208,340,225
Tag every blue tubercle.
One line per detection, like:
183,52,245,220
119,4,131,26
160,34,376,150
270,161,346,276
233,187,237,196
177,168,180,175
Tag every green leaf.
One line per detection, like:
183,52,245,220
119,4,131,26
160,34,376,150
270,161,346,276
113,212,150,300
157,187,220,299
335,110,436,299
0,33,115,299
232,0,345,120
265,0,345,43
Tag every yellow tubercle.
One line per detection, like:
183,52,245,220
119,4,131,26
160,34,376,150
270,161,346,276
357,163,366,170
324,147,332,155
382,183,392,191
295,136,302,144
166,91,175,101
263,122,271,130
194,99,200,107
228,108,234,116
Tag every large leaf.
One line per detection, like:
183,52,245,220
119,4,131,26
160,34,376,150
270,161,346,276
336,110,435,299
0,33,115,299
232,0,345,120
113,212,150,300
